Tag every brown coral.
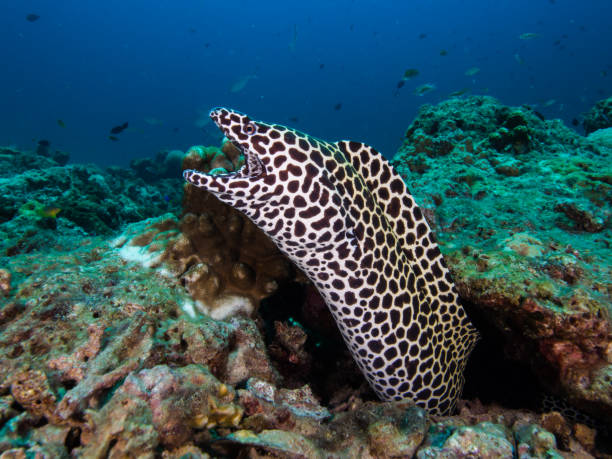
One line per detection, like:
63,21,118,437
115,169,298,319
183,141,243,175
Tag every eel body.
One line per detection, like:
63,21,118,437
184,107,479,415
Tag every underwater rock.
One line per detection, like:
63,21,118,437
393,95,611,426
216,400,427,458
152,315,278,386
77,364,243,454
417,422,515,458
514,423,559,457
52,312,155,419
554,201,605,232
583,96,612,135
587,126,612,149
9,370,59,423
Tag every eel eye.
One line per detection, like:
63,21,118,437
244,122,256,135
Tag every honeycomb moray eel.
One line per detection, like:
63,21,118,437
184,108,479,415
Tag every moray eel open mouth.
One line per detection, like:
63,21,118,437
209,107,265,179
183,107,479,416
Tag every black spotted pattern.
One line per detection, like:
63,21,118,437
183,107,479,415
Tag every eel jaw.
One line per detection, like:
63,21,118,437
207,107,266,180
231,139,265,179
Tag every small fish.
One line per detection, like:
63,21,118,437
534,111,545,121
144,117,164,126
319,63,325,69
334,103,342,110
542,99,556,107
418,33,427,39
109,135,119,141
449,88,470,97
393,80,405,96
414,83,436,96
465,67,480,76
289,116,299,123
403,68,419,79
26,13,40,22
519,32,539,40
110,122,128,134
57,119,66,128
173,127,180,133
38,139,50,147
571,118,579,126
439,49,448,56
230,74,257,93
37,206,61,218
514,53,525,64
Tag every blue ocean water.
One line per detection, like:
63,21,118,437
0,0,610,166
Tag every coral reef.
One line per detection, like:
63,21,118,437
392,95,611,425
0,97,611,456
129,149,186,181
0,146,182,239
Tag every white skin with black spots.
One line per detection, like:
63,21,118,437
184,107,479,415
